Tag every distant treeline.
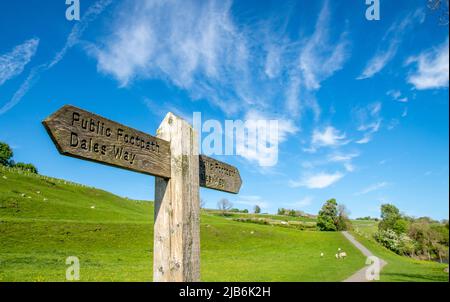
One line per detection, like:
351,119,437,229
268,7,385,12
0,141,38,174
277,208,315,218
355,216,379,221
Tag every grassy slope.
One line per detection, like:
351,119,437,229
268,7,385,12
351,220,448,282
0,168,364,282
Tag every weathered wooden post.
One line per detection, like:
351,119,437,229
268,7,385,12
154,113,200,282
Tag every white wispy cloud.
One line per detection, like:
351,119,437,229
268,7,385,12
142,97,193,123
355,134,372,144
328,152,359,162
91,0,250,115
0,0,112,115
387,89,408,103
401,108,408,117
305,126,348,152
286,0,349,116
328,152,359,172
300,151,359,173
406,37,449,90
353,102,382,144
387,89,401,99
91,0,349,122
387,118,400,130
357,9,425,80
343,162,355,172
284,196,314,208
298,1,349,91
231,109,298,167
357,39,399,80
289,171,344,189
355,181,389,195
235,195,270,209
0,38,39,86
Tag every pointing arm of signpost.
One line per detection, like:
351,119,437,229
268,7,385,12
42,105,242,282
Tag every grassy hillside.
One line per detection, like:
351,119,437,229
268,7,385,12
351,220,448,282
0,167,365,282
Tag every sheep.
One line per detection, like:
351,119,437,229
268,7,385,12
336,251,347,259
337,252,347,259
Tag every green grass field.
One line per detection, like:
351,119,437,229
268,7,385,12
0,167,447,282
0,167,364,281
351,220,448,282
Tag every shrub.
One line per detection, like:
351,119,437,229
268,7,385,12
374,229,414,255
14,162,38,174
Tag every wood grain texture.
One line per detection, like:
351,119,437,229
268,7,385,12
42,105,171,178
154,112,200,282
199,155,242,194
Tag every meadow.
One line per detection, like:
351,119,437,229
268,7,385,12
0,167,447,282
0,167,363,281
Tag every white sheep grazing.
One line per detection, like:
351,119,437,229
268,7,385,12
320,252,324,257
335,251,347,259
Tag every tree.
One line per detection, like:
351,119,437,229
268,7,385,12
392,218,409,234
217,198,233,215
14,162,38,174
379,204,402,232
254,205,261,214
0,142,13,166
409,220,449,261
317,199,338,231
200,198,206,209
336,204,351,231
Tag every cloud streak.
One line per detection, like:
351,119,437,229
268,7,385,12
0,0,112,115
0,38,39,86
91,0,349,122
286,0,349,117
355,181,389,195
235,195,270,209
353,102,382,144
289,171,344,189
406,37,449,90
357,9,425,80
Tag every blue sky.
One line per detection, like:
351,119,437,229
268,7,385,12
0,0,448,219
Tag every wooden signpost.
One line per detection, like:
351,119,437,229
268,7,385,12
43,105,242,282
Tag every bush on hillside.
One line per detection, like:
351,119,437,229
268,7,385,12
277,208,307,217
374,229,415,256
14,162,38,174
